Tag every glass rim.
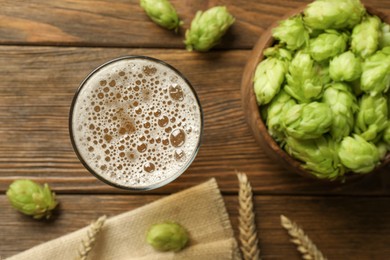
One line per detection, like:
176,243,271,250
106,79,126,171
69,55,204,191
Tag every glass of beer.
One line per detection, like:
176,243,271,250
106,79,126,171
69,56,203,190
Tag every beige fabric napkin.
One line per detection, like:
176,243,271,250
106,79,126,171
9,178,241,260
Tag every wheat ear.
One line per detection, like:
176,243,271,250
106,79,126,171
280,215,327,260
237,172,261,260
76,215,107,260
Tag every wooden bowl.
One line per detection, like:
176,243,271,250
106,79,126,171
241,5,390,181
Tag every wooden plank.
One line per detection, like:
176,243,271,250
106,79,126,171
0,46,389,195
0,0,388,48
1,194,389,259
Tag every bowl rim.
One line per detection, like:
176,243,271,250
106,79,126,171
241,4,390,182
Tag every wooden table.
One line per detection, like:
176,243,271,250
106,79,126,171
1,0,390,259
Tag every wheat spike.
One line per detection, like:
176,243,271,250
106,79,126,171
76,215,107,260
237,172,261,260
280,215,327,260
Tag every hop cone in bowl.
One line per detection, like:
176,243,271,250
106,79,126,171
254,57,288,105
272,15,309,51
354,94,388,142
265,90,296,142
322,83,358,141
309,30,348,62
285,136,343,180
329,51,362,82
284,52,329,103
281,102,332,140
338,135,380,174
360,48,390,96
304,0,365,30
351,15,381,58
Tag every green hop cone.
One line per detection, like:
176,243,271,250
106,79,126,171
266,90,297,142
323,83,358,141
272,15,309,50
184,6,235,52
285,52,328,102
281,102,332,140
351,15,381,58
140,0,182,32
285,136,343,180
303,0,365,30
253,57,287,105
309,30,348,62
377,142,388,159
263,45,293,61
6,179,58,219
329,51,362,82
355,94,388,142
146,221,189,251
379,23,390,49
360,49,390,96
338,134,380,174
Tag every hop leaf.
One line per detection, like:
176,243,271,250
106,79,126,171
282,102,332,140
309,30,348,62
360,49,390,96
140,0,182,32
6,180,58,219
146,221,189,251
338,135,380,174
329,51,362,82
253,57,287,105
351,15,381,58
379,23,390,49
285,52,328,102
354,94,388,142
323,83,358,141
285,136,343,180
272,15,309,50
184,6,235,52
303,0,365,30
266,90,297,142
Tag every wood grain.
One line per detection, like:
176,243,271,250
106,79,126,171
1,193,390,259
0,46,389,195
0,0,388,48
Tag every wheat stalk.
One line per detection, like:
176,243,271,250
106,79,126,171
76,215,107,260
280,215,327,260
237,172,261,260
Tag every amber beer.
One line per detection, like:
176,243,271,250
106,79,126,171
70,57,202,190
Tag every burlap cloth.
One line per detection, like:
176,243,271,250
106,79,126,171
8,178,241,260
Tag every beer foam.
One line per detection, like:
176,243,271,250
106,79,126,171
71,57,202,189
